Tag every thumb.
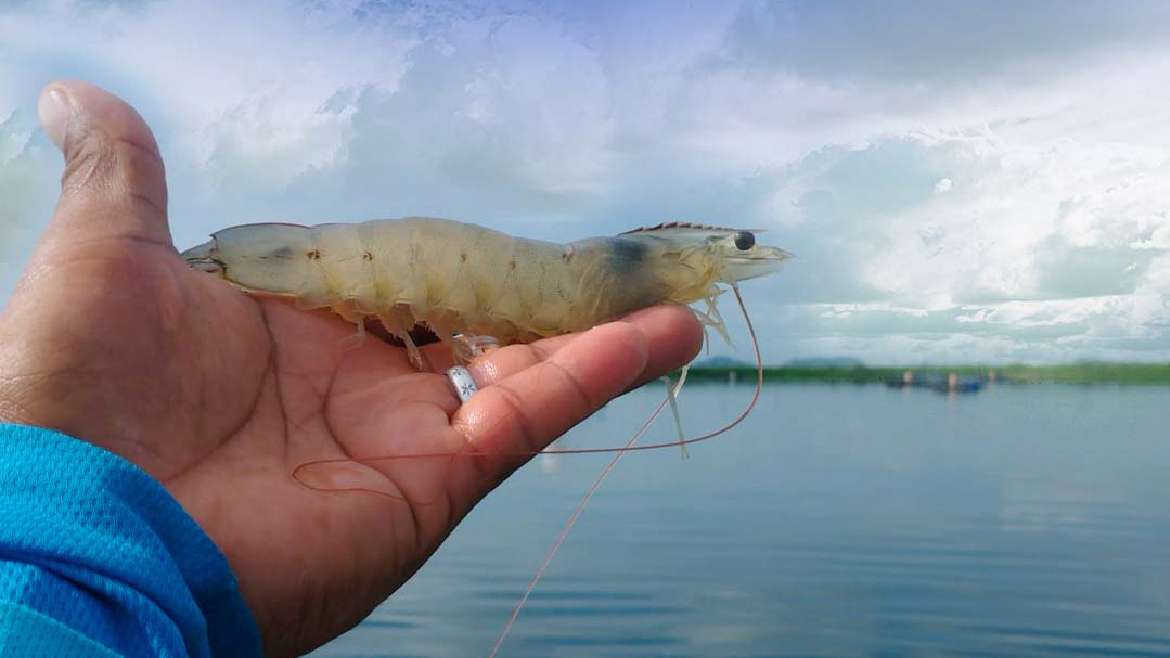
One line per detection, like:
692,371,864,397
37,80,171,246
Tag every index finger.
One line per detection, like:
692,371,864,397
446,308,701,496
437,304,703,388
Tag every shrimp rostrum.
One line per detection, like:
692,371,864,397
181,217,788,367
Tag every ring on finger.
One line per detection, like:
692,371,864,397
447,365,479,403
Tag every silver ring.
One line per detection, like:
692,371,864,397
447,365,478,403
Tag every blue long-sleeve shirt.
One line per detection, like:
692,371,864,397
0,424,263,657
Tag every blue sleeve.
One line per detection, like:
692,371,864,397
0,424,262,657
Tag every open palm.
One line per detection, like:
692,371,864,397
0,81,701,657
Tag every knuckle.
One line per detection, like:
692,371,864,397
114,138,167,213
61,126,117,194
61,127,166,214
542,357,597,411
492,383,540,449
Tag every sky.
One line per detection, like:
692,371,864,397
2,0,1170,364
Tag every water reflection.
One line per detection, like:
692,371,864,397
312,384,1170,658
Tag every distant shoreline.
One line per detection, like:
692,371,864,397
677,363,1170,385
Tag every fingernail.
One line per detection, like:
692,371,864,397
37,86,75,151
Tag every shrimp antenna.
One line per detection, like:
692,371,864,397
539,282,764,456
485,283,764,657
486,386,668,658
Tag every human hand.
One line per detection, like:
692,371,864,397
0,81,702,657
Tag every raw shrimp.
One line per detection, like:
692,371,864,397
181,217,788,367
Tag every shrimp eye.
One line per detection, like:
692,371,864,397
733,231,755,250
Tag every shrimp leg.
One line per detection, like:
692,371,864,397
394,328,430,372
340,319,367,350
323,300,369,350
451,334,501,363
662,372,690,459
695,295,732,345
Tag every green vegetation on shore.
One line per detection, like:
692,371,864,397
679,361,1170,385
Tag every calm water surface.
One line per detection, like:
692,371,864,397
311,383,1170,658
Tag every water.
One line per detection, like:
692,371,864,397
311,383,1170,658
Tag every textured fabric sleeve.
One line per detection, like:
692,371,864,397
0,424,262,658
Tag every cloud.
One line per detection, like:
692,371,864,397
1,1,1169,363
758,125,1170,362
0,111,58,268
721,0,1170,87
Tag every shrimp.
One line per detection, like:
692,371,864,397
181,217,788,367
